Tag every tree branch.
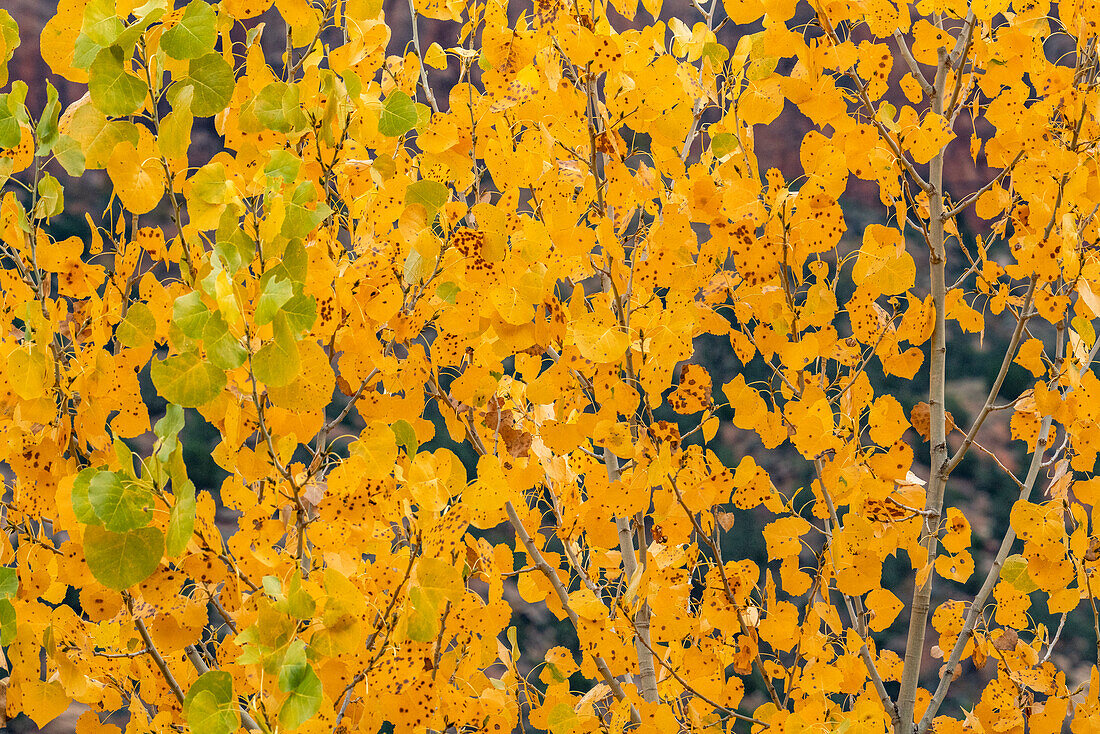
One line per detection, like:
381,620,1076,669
505,501,643,725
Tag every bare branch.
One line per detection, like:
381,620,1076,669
505,502,643,725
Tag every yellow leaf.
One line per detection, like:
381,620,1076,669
17,679,70,728
852,224,914,296
0,123,33,174
865,588,902,632
7,346,49,400
572,311,630,363
106,139,164,215
868,394,908,447
424,42,447,69
909,111,954,165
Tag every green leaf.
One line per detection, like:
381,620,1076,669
166,479,196,557
0,10,18,89
436,281,459,304
154,403,185,461
167,442,190,491
184,671,238,734
88,471,152,532
161,0,217,60
417,556,464,607
406,586,438,642
89,45,148,117
202,312,246,369
33,174,64,220
114,7,165,52
214,229,255,273
256,275,293,326
188,691,238,734
70,467,102,526
113,436,136,477
282,294,316,333
151,352,226,407
0,95,21,148
83,525,163,590
710,132,737,158
273,575,316,619
1000,554,1039,594
0,599,15,646
83,117,141,170
173,291,210,338
547,702,581,734
252,313,300,387
282,181,331,239
0,567,18,600
405,179,448,220
251,82,291,132
185,52,234,117
159,103,194,160
281,238,308,283
36,82,60,156
702,41,729,65
277,642,322,729
264,149,300,184
82,0,123,47
73,32,101,70
378,91,417,137
262,575,284,602
52,134,87,176
391,419,418,457
277,640,308,688
185,670,234,710
403,248,424,287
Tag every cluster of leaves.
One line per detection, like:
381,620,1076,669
0,0,1099,732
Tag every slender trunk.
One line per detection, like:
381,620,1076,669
897,51,950,733
609,455,660,703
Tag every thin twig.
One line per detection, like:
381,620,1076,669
506,502,643,725
126,593,185,706
616,599,768,727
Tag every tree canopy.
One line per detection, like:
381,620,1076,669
0,0,1099,732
